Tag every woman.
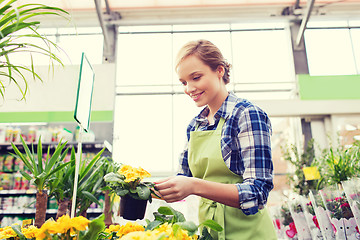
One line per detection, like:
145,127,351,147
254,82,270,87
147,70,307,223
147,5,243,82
155,39,277,240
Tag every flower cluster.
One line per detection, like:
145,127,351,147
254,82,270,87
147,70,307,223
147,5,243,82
324,194,354,220
103,222,197,240
118,165,151,185
0,215,90,240
0,226,17,239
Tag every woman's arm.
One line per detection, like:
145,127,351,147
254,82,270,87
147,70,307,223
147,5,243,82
155,175,239,208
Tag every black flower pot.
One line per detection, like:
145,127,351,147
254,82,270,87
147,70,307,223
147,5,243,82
119,195,147,220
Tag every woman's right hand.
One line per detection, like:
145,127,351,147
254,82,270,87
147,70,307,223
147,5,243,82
154,176,194,203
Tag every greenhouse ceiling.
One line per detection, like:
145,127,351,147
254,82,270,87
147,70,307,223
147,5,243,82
22,0,359,27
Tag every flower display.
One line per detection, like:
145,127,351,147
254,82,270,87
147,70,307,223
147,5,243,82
319,186,358,239
2,206,222,240
309,190,336,239
342,178,360,229
287,196,312,239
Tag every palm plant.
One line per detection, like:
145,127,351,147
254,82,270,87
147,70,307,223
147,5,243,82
11,135,71,227
0,0,69,101
49,147,106,218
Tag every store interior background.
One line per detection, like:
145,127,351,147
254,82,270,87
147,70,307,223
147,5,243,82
1,0,360,216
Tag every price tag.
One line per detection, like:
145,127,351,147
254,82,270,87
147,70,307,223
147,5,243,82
303,166,321,180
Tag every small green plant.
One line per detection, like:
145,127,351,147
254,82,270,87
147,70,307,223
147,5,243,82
146,206,223,240
314,140,360,188
281,139,319,196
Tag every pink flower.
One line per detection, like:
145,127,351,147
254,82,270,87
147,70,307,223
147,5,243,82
275,219,281,230
286,222,297,238
312,215,320,229
334,197,342,201
340,202,350,208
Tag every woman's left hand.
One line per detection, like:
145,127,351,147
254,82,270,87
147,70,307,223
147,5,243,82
154,176,194,203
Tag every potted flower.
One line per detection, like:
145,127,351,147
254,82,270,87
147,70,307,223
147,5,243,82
319,186,358,239
104,164,157,220
287,196,312,240
309,190,336,239
342,178,360,230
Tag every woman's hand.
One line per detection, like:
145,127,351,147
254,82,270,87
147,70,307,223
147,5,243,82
154,176,194,203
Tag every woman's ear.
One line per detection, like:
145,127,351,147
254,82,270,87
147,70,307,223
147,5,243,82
217,65,225,79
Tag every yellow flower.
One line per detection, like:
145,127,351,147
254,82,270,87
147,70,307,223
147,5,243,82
118,165,151,183
105,224,120,233
70,216,90,231
119,230,158,240
22,225,40,239
0,226,17,239
36,220,60,240
57,214,72,233
116,222,145,237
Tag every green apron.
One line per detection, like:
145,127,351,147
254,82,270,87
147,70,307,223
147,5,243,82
188,117,277,240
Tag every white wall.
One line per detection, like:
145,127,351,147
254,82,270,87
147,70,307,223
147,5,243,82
1,64,116,112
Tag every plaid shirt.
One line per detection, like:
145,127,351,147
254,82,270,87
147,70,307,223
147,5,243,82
177,92,273,215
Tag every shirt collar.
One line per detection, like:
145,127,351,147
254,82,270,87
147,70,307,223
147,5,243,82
194,92,238,123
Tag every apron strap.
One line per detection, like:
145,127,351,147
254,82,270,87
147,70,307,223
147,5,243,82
200,198,226,240
195,117,225,131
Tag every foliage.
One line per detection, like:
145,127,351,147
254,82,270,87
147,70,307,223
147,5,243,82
11,135,71,192
99,206,223,240
0,0,69,101
6,214,105,240
314,141,360,188
281,139,319,196
104,164,157,202
48,147,106,217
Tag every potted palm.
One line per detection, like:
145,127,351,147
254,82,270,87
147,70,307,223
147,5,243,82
11,135,72,227
0,0,69,101
48,147,106,219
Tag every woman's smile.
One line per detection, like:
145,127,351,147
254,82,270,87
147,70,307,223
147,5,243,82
190,91,204,101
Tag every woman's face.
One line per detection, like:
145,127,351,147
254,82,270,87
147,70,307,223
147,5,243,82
178,55,225,109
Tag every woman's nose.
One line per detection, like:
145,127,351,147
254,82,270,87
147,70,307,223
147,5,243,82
185,83,196,94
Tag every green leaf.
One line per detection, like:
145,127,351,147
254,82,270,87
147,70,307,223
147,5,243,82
11,224,26,240
37,136,43,174
79,214,105,240
81,190,101,206
136,185,151,200
145,220,162,231
104,172,124,183
198,227,213,240
80,148,105,182
199,219,223,232
174,221,198,235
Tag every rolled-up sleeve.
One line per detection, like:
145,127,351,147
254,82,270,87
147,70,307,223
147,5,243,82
235,107,273,215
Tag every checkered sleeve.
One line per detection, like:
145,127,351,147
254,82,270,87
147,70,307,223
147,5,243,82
235,106,273,215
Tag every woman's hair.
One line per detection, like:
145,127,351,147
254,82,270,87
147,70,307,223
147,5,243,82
175,39,231,84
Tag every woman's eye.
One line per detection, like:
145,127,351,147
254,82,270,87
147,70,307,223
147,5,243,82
180,81,187,86
193,76,200,80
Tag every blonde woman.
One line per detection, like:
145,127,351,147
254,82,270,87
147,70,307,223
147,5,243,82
155,39,277,240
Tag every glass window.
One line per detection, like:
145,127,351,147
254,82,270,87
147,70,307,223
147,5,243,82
56,34,104,65
350,29,360,74
304,28,357,75
112,95,174,173
231,30,295,99
117,33,173,86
